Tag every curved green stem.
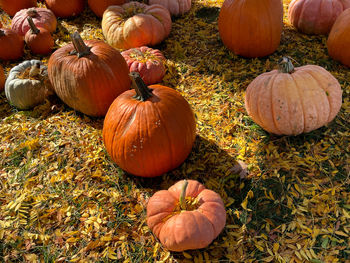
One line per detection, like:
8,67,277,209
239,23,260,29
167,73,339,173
27,17,40,34
70,32,91,58
130,72,153,101
278,57,295,73
179,180,188,210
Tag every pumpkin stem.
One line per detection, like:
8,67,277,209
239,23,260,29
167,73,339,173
179,180,189,210
130,72,153,101
278,57,295,73
27,17,40,34
70,32,92,58
27,8,38,17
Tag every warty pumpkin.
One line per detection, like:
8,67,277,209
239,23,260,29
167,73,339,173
244,57,343,136
24,17,54,55
45,0,85,18
327,8,350,67
0,0,36,16
48,32,130,117
218,0,283,58
148,0,191,16
0,25,24,61
288,0,350,35
11,7,57,36
88,0,126,17
121,46,166,85
147,179,226,251
5,60,53,110
102,72,196,177
102,1,171,49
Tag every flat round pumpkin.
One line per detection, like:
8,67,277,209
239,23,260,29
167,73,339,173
148,0,191,16
147,179,226,251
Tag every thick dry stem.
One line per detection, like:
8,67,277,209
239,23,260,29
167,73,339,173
70,32,92,58
278,57,295,73
179,180,189,210
130,72,153,101
27,17,40,34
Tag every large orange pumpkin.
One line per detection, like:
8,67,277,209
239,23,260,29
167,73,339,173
0,26,24,61
103,72,196,177
288,0,350,35
102,1,171,49
0,0,36,16
218,0,283,58
245,57,343,135
0,64,5,92
88,0,126,17
327,8,350,67
48,32,130,117
147,179,226,251
45,0,85,18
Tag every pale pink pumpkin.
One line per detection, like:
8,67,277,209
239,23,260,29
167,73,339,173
148,0,191,16
121,46,166,85
11,7,57,36
288,0,350,35
147,180,226,252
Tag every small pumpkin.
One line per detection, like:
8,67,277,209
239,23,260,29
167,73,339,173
0,0,36,16
45,0,85,18
25,17,54,55
0,64,5,92
102,1,171,49
327,8,350,67
148,0,191,16
0,25,24,61
244,57,343,136
121,46,166,85
48,32,131,117
5,60,53,110
218,0,283,58
147,179,226,251
11,7,57,36
103,72,196,177
88,0,126,17
288,0,350,35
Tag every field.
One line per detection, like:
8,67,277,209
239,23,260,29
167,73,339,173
0,0,349,262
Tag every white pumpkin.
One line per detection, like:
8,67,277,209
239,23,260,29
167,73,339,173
5,60,54,110
148,0,191,16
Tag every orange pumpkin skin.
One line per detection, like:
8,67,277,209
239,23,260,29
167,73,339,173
147,180,226,251
288,0,350,35
0,27,24,61
218,0,283,58
102,2,172,49
45,0,85,18
0,0,36,16
103,73,196,177
48,33,131,117
327,9,350,67
88,0,126,17
0,65,5,92
245,58,343,136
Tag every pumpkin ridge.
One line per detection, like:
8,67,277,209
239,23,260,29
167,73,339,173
290,71,307,133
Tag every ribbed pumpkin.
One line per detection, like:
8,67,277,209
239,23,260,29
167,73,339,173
148,0,191,16
45,0,85,18
147,179,226,251
218,0,283,58
121,46,166,85
0,0,36,16
103,72,196,177
48,32,131,117
24,17,54,55
0,25,24,61
102,1,171,49
327,8,350,67
11,7,57,36
0,64,5,92
245,57,343,136
88,0,126,17
288,0,350,35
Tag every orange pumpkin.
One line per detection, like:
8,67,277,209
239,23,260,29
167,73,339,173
0,0,36,16
218,0,283,58
245,57,343,135
88,0,126,17
45,0,85,18
48,32,130,117
288,0,350,35
103,72,196,177
147,179,226,251
327,8,350,67
102,1,171,49
0,64,5,92
25,17,54,55
0,26,24,61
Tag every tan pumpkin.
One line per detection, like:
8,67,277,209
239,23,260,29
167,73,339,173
88,0,126,17
148,0,191,16
327,8,350,67
245,57,343,135
102,1,171,49
147,179,226,251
